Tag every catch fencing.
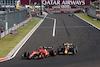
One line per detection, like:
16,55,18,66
0,9,28,31
0,9,30,39
0,18,31,39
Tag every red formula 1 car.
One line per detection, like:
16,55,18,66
22,47,56,60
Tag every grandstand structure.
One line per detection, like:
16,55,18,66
0,0,21,11
0,0,17,5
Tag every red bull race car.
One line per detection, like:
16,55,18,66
57,43,78,55
22,47,56,60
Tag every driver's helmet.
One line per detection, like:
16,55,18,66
66,43,69,46
70,43,73,46
67,43,69,48
40,46,43,49
44,49,46,51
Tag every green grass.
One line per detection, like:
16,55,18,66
0,18,40,58
75,13,100,28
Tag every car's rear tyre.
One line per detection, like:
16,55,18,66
24,52,30,59
53,51,56,56
50,50,56,56
73,49,76,55
57,48,60,55
41,53,45,59
76,47,78,52
38,53,45,59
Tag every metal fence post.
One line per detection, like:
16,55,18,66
40,2,42,15
5,15,8,30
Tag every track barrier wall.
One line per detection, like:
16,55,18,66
0,9,29,39
0,9,28,32
0,18,31,39
85,7,100,20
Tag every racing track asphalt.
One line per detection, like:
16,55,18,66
1,14,100,67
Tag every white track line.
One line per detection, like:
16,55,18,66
46,17,56,37
53,19,56,37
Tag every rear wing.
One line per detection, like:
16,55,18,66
43,47,54,49
63,43,73,46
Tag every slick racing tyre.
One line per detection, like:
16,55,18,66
34,55,38,60
39,53,45,59
53,51,56,56
23,52,30,59
50,50,56,56
57,48,60,55
73,49,76,55
76,47,78,52
41,53,45,59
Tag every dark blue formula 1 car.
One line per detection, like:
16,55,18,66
57,43,78,55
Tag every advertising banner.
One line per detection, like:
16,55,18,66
31,0,41,2
21,0,90,5
21,0,29,5
42,0,90,6
96,10,100,18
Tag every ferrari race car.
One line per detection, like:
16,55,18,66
57,43,78,55
22,47,56,60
